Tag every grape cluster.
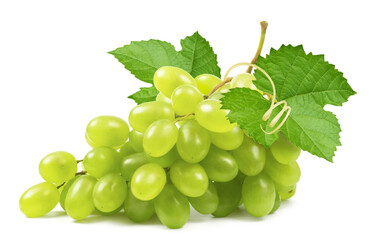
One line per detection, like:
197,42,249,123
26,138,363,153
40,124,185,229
19,66,301,229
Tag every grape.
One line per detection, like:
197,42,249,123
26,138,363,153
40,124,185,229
274,181,296,193
60,176,80,210
176,119,211,163
270,134,301,164
86,116,130,149
231,136,266,176
85,132,98,148
65,175,97,220
279,185,297,200
230,73,257,90
153,66,196,98
218,83,231,93
124,189,154,222
143,119,178,157
170,160,209,197
145,146,178,168
200,145,238,182
131,163,166,201
120,153,148,181
270,191,281,214
208,92,224,100
119,141,137,158
154,184,190,229
156,92,172,104
171,85,203,115
93,173,128,213
212,177,242,217
195,99,236,133
83,147,120,178
39,151,77,186
195,74,222,95
210,125,244,150
19,182,59,218
188,182,219,214
242,173,276,217
128,101,175,133
128,130,144,152
95,205,123,216
264,151,301,186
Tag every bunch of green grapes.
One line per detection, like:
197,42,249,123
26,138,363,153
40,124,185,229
19,66,301,229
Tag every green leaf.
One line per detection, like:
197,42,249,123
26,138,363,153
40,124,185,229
180,32,221,78
128,86,159,104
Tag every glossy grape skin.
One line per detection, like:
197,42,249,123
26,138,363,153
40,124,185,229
131,163,166,201
86,116,129,149
128,101,175,133
39,151,77,186
120,153,148,181
128,130,144,152
83,147,121,178
188,182,219,214
145,146,178,168
210,125,244,150
231,136,266,176
195,74,222,95
212,177,242,217
176,120,211,163
156,92,172,104
60,176,80,210
153,66,196,98
264,151,301,186
170,160,209,197
274,181,296,193
279,185,297,200
85,132,98,148
119,141,137,158
124,189,154,222
65,175,97,220
270,191,281,214
200,145,238,182
143,119,178,157
195,99,236,133
270,134,301,164
230,73,257,89
171,85,203,115
95,204,123,216
93,173,128,213
242,173,276,217
154,184,190,229
19,182,60,218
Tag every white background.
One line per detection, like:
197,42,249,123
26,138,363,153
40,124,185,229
1,0,373,239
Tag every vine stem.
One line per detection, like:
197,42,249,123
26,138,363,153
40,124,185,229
75,170,87,176
175,113,194,123
76,159,83,163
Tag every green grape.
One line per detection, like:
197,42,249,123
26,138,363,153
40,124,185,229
93,173,128,213
188,182,219,214
210,125,244,150
176,119,211,163
83,147,120,178
195,74,222,95
39,151,77,186
60,176,80,210
143,119,178,157
212,177,242,217
270,134,301,164
19,182,60,218
242,173,276,217
279,185,297,200
86,115,130,149
156,92,172,104
153,66,196,98
131,163,166,201
120,152,148,181
195,99,236,133
124,189,154,222
208,92,224,100
218,83,231,93
154,184,190,229
119,141,137,158
145,146,178,168
128,130,144,152
231,136,266,176
264,151,301,186
274,181,296,193
200,145,238,182
170,160,209,197
85,132,98,148
171,85,203,115
230,73,257,89
65,175,97,220
95,204,123,216
128,101,175,133
270,191,281,214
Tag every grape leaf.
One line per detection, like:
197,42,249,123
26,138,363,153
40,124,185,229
180,32,221,78
128,86,159,104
